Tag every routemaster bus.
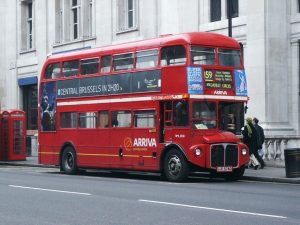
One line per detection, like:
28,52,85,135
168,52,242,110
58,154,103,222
38,32,249,182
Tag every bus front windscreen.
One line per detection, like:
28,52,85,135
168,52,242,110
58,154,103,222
192,101,217,129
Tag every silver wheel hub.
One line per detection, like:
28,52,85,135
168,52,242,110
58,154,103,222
168,155,181,176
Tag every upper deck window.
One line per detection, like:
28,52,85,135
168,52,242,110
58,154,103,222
218,49,241,67
161,45,187,66
45,63,60,79
136,49,158,69
81,58,99,75
191,46,216,65
101,55,111,73
63,60,79,77
113,53,134,71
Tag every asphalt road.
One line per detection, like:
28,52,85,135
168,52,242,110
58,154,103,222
0,166,299,225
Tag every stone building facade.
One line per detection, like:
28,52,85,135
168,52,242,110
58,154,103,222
0,0,299,161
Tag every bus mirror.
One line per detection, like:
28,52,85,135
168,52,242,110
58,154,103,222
244,105,248,114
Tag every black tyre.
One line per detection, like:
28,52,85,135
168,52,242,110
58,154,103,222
224,166,245,181
163,149,189,182
61,147,78,175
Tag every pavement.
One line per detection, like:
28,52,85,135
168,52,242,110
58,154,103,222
0,156,300,184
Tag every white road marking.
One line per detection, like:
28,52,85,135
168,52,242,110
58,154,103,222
139,199,287,219
9,185,91,196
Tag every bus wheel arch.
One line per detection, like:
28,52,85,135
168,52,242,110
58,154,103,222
60,143,78,175
160,145,190,182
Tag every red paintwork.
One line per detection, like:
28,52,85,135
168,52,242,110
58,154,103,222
1,110,26,161
38,32,249,173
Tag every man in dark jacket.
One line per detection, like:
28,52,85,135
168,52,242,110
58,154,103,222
253,117,266,168
242,117,258,154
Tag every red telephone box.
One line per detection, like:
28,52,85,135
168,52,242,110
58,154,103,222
1,110,26,161
0,111,2,160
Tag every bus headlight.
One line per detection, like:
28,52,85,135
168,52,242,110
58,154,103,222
195,148,202,156
242,148,247,156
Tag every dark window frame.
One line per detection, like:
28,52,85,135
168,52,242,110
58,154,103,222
210,0,221,22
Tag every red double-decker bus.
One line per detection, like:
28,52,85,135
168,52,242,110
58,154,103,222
38,32,249,182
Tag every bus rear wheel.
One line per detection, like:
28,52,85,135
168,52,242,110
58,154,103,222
163,149,189,182
61,147,78,175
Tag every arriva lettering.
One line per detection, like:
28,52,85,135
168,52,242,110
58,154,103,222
214,90,228,95
133,138,157,147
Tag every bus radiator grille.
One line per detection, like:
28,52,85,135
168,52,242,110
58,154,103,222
211,144,238,168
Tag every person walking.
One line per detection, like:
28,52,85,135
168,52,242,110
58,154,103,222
253,117,266,169
242,117,259,169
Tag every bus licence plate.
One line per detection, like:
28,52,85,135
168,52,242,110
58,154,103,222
217,166,233,172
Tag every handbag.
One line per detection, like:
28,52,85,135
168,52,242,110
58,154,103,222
249,154,260,168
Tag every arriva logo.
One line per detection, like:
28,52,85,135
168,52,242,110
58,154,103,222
214,90,228,95
124,137,157,151
133,138,157,147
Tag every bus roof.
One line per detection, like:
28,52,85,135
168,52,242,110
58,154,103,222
47,32,240,62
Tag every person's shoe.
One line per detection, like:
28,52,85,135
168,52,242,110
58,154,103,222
254,165,259,170
261,164,265,169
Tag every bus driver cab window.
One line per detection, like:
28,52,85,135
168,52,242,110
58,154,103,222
174,101,189,127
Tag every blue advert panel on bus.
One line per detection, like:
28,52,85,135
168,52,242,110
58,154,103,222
56,70,161,99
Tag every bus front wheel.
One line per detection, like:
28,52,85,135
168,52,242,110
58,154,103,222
224,166,245,181
61,147,78,175
163,149,189,182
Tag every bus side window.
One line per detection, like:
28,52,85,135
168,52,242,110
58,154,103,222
161,45,187,66
136,50,158,69
63,60,79,77
113,53,134,71
60,112,77,128
100,55,111,73
81,58,100,75
79,112,96,128
98,110,109,128
112,111,131,127
44,63,60,79
134,110,156,128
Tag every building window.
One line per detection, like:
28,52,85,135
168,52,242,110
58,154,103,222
23,85,38,130
72,0,80,40
21,0,34,50
117,0,138,32
88,0,93,36
227,0,239,18
210,0,221,22
55,0,93,43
